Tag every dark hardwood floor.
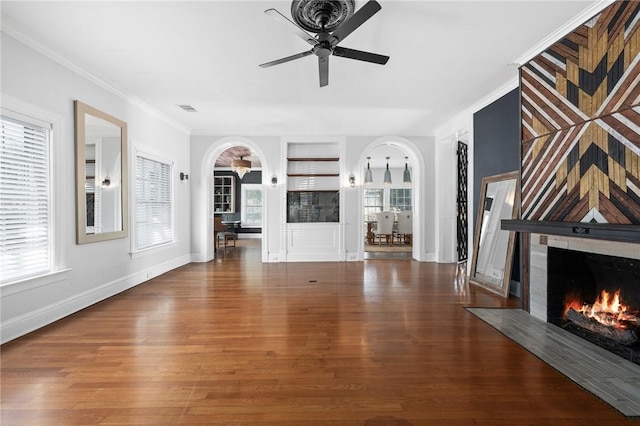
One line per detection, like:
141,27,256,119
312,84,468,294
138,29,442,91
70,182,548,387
1,240,629,425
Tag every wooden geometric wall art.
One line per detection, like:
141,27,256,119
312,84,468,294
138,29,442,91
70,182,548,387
520,1,640,224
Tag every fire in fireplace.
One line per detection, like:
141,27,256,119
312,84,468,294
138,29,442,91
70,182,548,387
564,289,638,346
547,247,640,365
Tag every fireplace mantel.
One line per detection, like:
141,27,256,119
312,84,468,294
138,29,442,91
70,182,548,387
502,220,640,244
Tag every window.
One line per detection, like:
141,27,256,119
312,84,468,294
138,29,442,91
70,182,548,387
134,153,173,251
0,115,51,284
390,188,412,212
287,191,339,223
364,189,383,220
241,184,262,227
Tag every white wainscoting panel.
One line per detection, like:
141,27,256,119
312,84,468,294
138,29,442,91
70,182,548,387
285,223,344,262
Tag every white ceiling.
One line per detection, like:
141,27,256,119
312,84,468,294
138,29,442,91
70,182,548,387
2,1,595,138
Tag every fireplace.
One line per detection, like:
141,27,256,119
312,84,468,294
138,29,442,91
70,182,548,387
547,247,640,365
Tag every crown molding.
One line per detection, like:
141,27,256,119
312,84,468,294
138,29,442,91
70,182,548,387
434,0,615,139
511,0,616,67
1,18,192,135
433,75,518,139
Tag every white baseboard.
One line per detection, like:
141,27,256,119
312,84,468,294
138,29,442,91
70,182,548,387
346,252,359,261
1,255,191,344
238,233,261,239
422,252,437,262
190,252,212,263
267,253,281,262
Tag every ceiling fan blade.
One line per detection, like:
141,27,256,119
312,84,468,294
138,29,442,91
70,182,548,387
330,0,381,45
265,8,317,46
333,46,389,65
319,57,329,87
259,50,314,68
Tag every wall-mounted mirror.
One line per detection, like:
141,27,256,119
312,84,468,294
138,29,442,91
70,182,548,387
75,101,128,244
469,171,519,298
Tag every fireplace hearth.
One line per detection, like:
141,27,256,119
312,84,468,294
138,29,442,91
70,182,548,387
547,247,640,365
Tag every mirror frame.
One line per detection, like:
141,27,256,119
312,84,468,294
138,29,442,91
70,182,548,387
74,100,128,244
469,171,519,298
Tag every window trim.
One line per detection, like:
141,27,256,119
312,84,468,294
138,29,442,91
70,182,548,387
131,147,176,254
1,94,67,288
363,187,384,220
240,183,263,227
390,188,413,212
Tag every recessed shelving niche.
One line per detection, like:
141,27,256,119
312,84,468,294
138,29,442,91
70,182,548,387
286,142,340,223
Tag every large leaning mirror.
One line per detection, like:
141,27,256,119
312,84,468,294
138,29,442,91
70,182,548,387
75,101,128,244
469,171,519,298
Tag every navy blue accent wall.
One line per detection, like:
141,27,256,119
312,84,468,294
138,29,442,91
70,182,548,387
241,170,262,184
472,88,520,224
473,88,520,284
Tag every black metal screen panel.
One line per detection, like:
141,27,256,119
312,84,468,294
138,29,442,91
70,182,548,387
457,141,468,262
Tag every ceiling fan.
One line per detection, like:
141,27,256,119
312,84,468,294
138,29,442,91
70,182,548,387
259,0,389,87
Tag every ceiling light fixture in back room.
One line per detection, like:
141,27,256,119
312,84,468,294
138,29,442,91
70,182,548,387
232,157,251,179
259,0,389,87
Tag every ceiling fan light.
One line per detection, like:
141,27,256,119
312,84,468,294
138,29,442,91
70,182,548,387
232,157,252,179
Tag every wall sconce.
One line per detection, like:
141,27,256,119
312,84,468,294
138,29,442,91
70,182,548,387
180,172,189,181
349,174,356,188
271,175,278,187
101,176,111,188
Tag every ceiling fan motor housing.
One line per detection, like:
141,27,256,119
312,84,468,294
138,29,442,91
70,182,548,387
291,0,355,33
261,0,388,87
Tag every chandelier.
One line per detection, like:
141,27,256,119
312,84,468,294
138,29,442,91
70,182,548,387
231,157,251,179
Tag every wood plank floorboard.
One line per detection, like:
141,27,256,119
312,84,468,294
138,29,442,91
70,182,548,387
0,240,630,425
466,308,640,418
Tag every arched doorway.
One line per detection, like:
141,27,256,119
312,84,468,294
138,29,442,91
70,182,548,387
359,137,426,261
212,146,263,256
198,137,270,262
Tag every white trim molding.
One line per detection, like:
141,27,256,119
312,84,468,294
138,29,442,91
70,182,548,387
511,0,616,67
1,18,191,135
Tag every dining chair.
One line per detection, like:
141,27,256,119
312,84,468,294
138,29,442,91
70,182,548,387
214,216,227,253
373,211,395,245
396,211,413,245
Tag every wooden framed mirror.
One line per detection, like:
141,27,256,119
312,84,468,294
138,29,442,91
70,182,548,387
469,171,519,298
74,101,128,244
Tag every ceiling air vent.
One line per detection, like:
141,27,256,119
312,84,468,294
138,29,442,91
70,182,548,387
177,104,197,112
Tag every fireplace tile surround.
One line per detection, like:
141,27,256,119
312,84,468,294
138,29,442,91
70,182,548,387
529,233,640,323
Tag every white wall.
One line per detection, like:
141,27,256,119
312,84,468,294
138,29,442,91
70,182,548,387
190,135,282,262
190,134,436,263
433,117,472,264
344,135,436,261
433,79,518,265
0,29,437,343
0,34,192,343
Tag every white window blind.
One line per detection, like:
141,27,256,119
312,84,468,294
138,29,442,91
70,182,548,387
135,154,173,251
0,115,51,284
